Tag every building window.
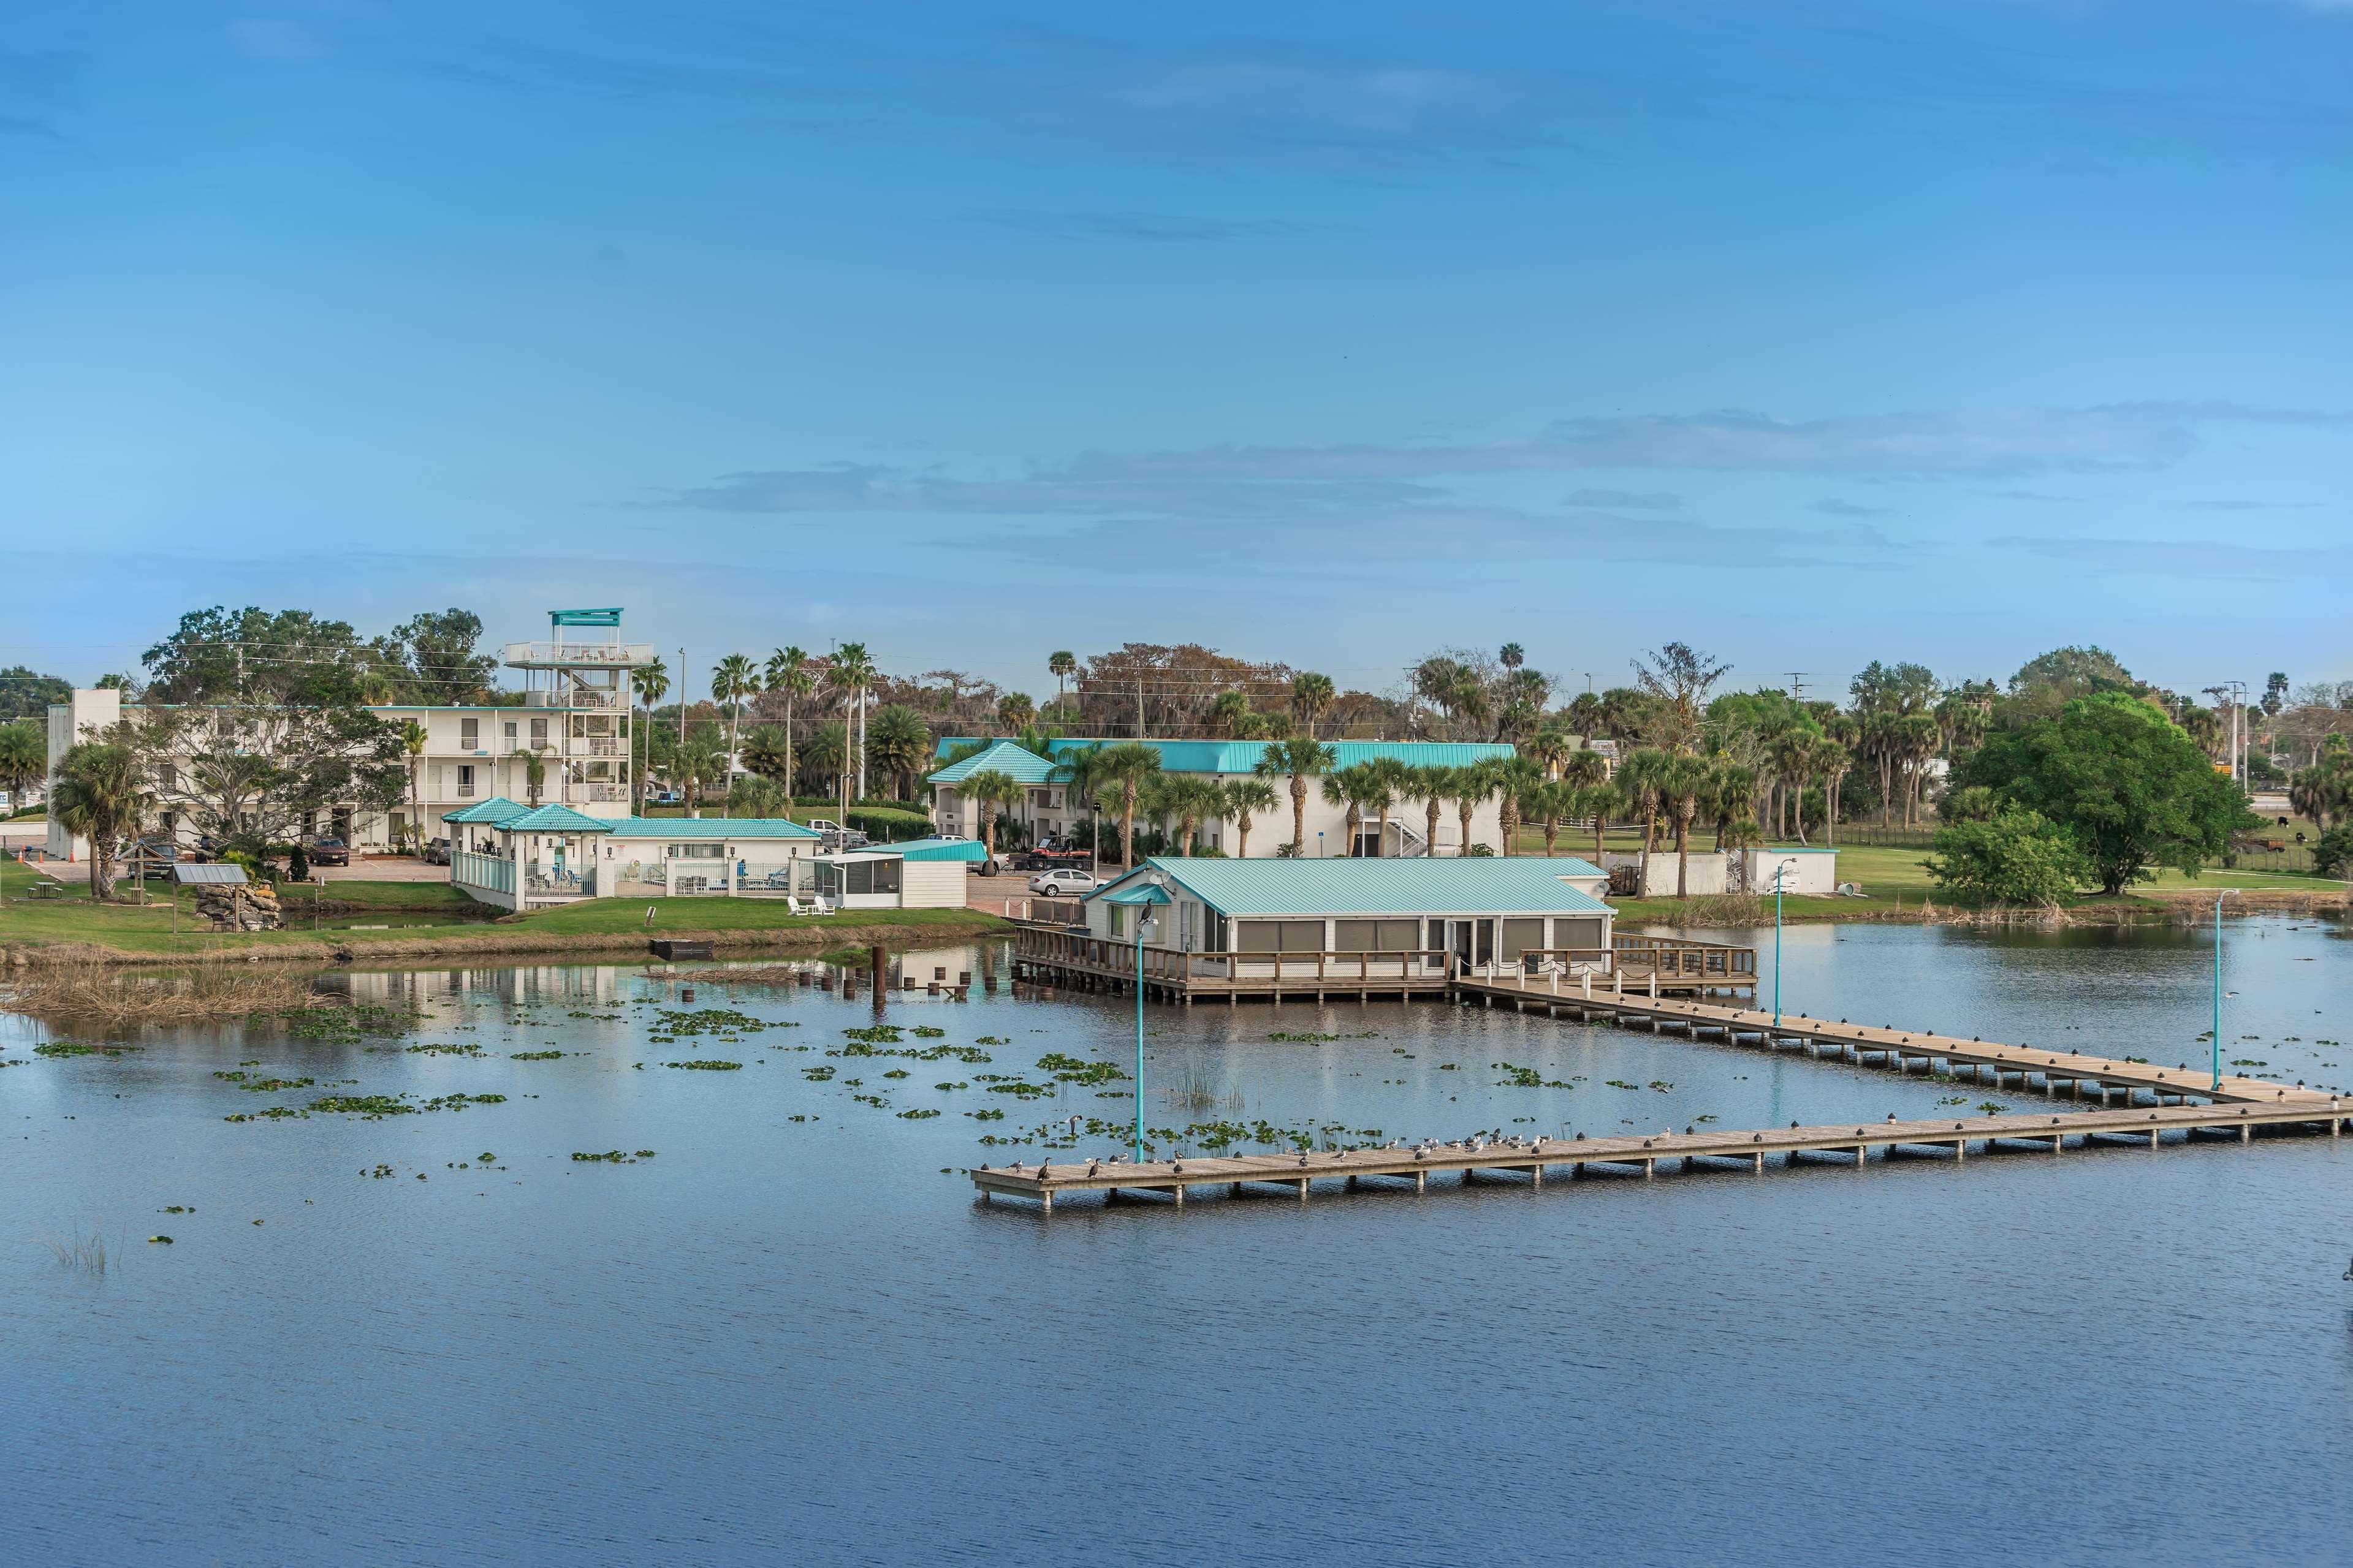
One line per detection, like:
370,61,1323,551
504,721,518,746
1108,905,1127,939
530,718,549,749
457,765,475,798
666,843,725,858
1334,918,1420,952
460,718,479,750
1236,920,1326,953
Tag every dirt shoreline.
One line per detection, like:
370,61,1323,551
2,913,1017,969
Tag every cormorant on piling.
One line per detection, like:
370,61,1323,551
1086,1161,1099,1176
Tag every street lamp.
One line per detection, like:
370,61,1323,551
2212,888,2237,1091
1770,857,1800,1028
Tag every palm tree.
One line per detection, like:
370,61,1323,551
0,719,43,809
631,657,669,814
1659,753,1712,897
50,740,150,901
509,747,547,809
1160,775,1225,854
1254,737,1335,856
995,692,1035,734
1617,748,1674,896
711,653,758,801
677,726,728,817
763,647,810,801
1209,689,1253,738
865,704,932,800
1321,763,1380,857
962,769,1023,858
1523,724,1574,779
1408,764,1454,858
829,642,877,798
395,718,427,852
1499,641,1526,672
1049,744,1106,873
1047,650,1078,724
1089,741,1161,866
1221,777,1277,858
798,721,848,798
1490,755,1543,857
1448,763,1496,857
1369,756,1417,856
1527,779,1573,856
1290,672,1336,738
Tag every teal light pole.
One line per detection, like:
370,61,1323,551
1771,857,1798,1028
2211,889,2235,1091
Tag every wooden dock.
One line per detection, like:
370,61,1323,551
973,1096,2348,1211
971,970,2347,1214
1448,971,2321,1107
1011,926,1756,1004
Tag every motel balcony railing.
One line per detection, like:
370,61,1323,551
1014,926,1451,987
501,640,658,668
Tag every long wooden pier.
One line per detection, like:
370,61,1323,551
973,1096,2348,1211
971,973,2347,1214
1449,971,2322,1108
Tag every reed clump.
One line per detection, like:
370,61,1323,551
2,956,330,1025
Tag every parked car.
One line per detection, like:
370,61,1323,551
1012,847,1091,873
807,819,870,849
307,836,351,867
422,836,452,865
1027,866,1102,896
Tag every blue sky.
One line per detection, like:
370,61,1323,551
6,1,2350,704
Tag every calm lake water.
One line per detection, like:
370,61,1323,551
6,917,2351,1567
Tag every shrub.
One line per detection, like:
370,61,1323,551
2314,824,2353,881
1925,808,2091,907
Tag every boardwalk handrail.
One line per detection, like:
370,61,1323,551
1014,925,1450,986
1612,933,1756,980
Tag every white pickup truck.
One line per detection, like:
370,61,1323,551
806,819,870,848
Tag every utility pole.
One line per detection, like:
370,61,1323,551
678,648,687,748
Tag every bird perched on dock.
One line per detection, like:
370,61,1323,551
1036,1161,1051,1177
1171,1162,1183,1174
1086,1161,1099,1176
1413,1145,1427,1161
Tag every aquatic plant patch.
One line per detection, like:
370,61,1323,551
1035,1053,1125,1086
34,1042,137,1058
511,1050,566,1061
664,1059,743,1071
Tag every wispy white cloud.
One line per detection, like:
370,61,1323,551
1813,498,1895,518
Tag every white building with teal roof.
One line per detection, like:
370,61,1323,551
926,736,1518,857
1081,855,1614,972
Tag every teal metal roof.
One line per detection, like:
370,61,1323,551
443,797,530,825
890,836,989,862
925,740,1058,786
550,608,623,626
604,816,821,839
1090,857,1613,917
931,737,1516,774
500,804,616,833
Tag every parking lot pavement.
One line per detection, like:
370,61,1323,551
965,873,1033,914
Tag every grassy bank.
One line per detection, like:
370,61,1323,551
1,857,1011,963
1606,840,2347,925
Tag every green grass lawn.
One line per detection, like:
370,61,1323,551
1,854,1008,956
